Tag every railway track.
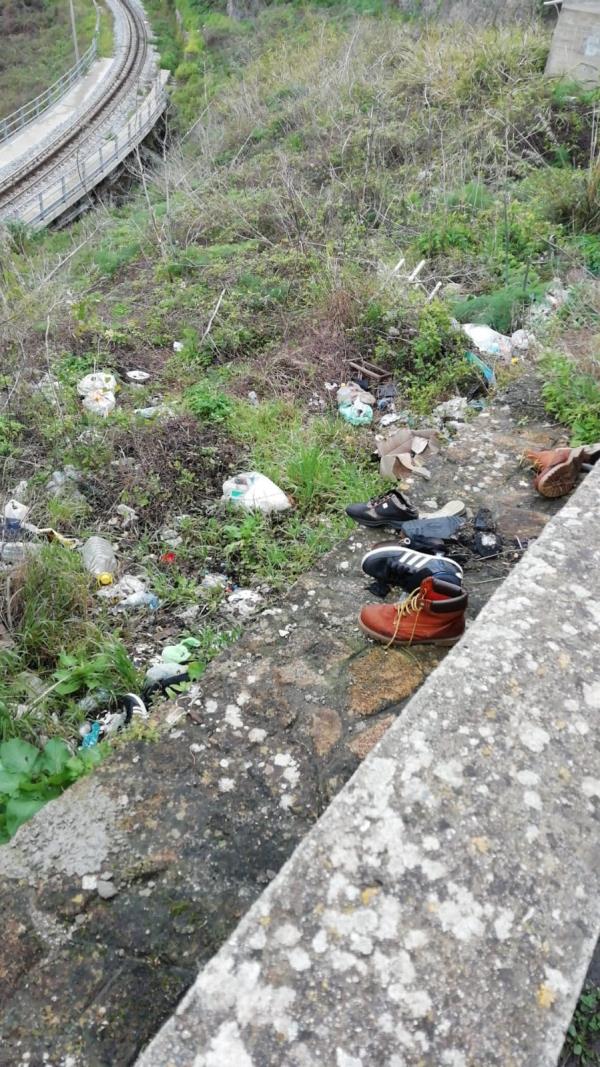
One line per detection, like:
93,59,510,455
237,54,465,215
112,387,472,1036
0,0,150,216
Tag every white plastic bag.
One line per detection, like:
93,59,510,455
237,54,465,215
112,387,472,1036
82,389,116,417
222,472,291,513
462,324,512,362
77,372,117,397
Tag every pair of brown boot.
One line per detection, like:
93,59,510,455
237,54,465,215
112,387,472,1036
526,444,600,499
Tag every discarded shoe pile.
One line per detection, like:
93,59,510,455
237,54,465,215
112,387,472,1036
344,489,470,647
526,443,600,499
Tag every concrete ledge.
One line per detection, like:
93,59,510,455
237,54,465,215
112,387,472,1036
138,466,600,1067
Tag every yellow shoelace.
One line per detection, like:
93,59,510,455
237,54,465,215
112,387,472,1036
385,587,425,649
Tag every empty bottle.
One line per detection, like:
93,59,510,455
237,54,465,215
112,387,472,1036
81,536,116,586
120,591,160,611
4,499,28,532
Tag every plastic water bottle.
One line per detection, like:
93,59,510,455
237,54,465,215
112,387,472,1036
4,499,28,532
81,536,116,586
120,591,160,610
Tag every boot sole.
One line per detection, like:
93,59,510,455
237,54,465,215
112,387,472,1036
535,460,579,499
359,618,463,646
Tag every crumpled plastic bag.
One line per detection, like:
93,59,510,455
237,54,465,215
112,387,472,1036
338,399,373,426
462,324,512,362
83,390,116,417
223,472,291,513
78,372,117,418
336,382,376,407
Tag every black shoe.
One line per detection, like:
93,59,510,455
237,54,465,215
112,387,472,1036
361,541,463,597
346,491,418,529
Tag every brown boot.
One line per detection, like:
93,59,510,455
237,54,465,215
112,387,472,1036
359,577,467,648
526,446,584,499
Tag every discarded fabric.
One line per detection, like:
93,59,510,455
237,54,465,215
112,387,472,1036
401,515,465,540
126,370,150,382
223,472,290,513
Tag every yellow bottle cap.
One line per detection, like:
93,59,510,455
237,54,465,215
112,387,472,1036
98,572,114,586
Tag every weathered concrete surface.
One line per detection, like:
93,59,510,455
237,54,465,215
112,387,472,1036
546,0,600,87
138,467,600,1067
0,396,566,1066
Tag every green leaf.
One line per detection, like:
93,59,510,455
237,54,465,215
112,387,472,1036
37,739,71,776
0,768,26,795
0,738,40,775
5,796,47,836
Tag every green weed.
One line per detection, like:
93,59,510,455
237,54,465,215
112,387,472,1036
542,354,600,444
560,986,600,1066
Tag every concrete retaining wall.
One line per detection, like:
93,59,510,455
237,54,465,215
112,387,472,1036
546,0,600,86
138,465,600,1067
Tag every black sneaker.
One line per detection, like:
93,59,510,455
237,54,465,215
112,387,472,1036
346,491,418,530
361,541,463,597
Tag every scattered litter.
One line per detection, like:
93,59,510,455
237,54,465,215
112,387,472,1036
380,412,401,427
473,530,502,557
119,591,160,611
47,466,82,497
81,536,116,586
338,399,373,426
465,351,495,387
201,572,230,592
24,524,78,549
474,507,496,531
77,372,117,397
223,472,291,513
0,542,41,563
222,588,264,619
144,662,189,688
510,329,534,353
462,324,512,362
162,637,201,664
83,390,116,417
10,480,28,501
134,405,173,419
422,500,466,519
376,428,439,480
80,722,102,749
434,397,469,422
324,381,338,392
173,341,184,352
161,550,177,564
3,499,28,532
78,372,117,418
97,574,145,601
337,382,376,407
402,515,465,540
116,504,138,528
247,390,259,406
126,370,150,382
377,382,397,401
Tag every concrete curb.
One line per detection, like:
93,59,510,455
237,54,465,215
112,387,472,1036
137,466,600,1067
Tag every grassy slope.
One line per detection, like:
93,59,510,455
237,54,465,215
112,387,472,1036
1,3,600,794
0,0,109,119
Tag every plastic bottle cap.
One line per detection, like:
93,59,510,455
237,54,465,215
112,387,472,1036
98,573,114,586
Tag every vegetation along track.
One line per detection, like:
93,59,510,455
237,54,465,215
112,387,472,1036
0,0,149,215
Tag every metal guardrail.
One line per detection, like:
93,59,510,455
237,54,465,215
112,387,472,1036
13,69,169,229
0,3,101,146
